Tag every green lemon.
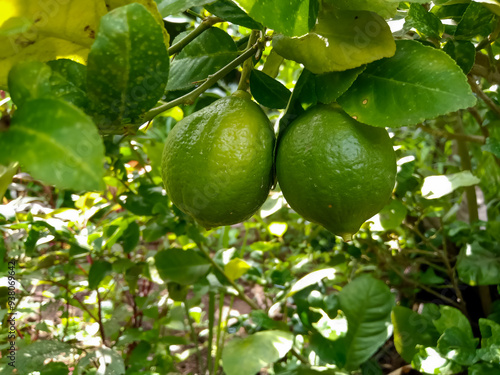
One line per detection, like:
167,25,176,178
276,104,396,240
161,91,275,229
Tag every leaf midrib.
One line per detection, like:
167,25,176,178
363,72,469,99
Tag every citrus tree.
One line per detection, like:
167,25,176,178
1,0,500,374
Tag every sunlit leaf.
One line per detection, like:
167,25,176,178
0,98,105,191
0,0,107,88
224,258,251,281
222,330,294,375
154,248,211,285
338,40,476,127
273,8,395,74
457,241,500,285
421,171,480,200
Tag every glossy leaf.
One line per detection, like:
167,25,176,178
437,327,478,366
338,275,395,370
234,0,318,37
156,0,214,16
0,98,105,191
443,40,476,74
154,248,211,285
478,318,500,362
338,40,477,127
315,66,365,104
273,8,395,74
167,27,237,91
205,0,263,29
250,69,291,109
433,306,474,339
8,60,88,109
0,162,18,200
457,241,500,285
421,171,481,199
222,330,293,375
87,3,170,133
0,0,106,88
406,3,444,38
327,0,398,18
392,306,440,363
455,1,496,39
88,260,113,289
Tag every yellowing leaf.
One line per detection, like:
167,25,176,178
224,258,251,281
273,7,395,73
105,0,170,46
0,0,107,88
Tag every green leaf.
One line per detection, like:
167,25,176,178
315,66,366,104
154,248,211,285
433,306,474,339
155,0,214,16
419,268,446,285
412,346,462,375
0,0,106,88
273,8,395,74
287,268,338,297
8,60,88,109
222,330,294,375
437,327,478,366
0,162,18,200
338,275,395,370
250,69,291,109
421,171,481,199
89,260,113,289
224,257,251,281
16,341,72,374
205,0,263,29
477,318,500,362
469,362,500,375
47,59,89,108
41,362,69,375
74,348,125,375
87,3,170,134
0,98,105,191
406,3,444,38
443,40,476,74
234,0,318,37
120,221,140,254
379,199,407,230
392,306,440,363
457,241,500,285
482,137,500,158
167,27,237,91
455,1,496,39
339,40,477,127
326,0,398,18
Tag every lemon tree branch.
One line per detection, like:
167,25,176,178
168,16,224,56
237,30,260,92
143,42,260,122
195,240,260,311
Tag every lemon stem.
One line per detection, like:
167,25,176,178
195,240,260,311
144,41,260,122
169,16,223,56
237,30,259,92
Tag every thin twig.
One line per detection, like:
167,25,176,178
196,241,260,310
47,280,99,322
184,301,204,375
144,42,261,122
169,16,223,56
417,123,486,144
468,76,500,118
